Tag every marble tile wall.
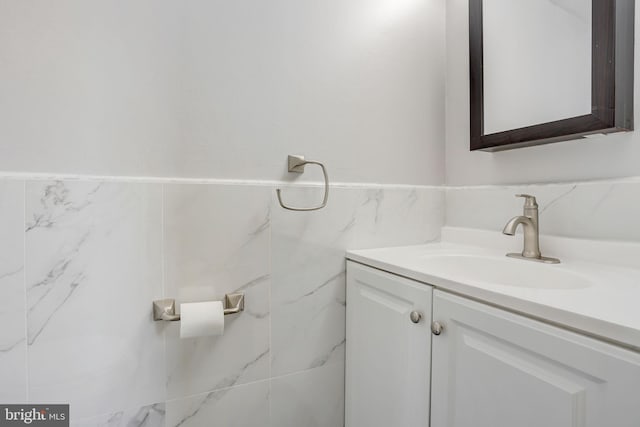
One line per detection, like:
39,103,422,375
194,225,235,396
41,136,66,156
4,174,635,425
445,178,640,242
0,178,444,427
0,181,26,404
26,181,165,421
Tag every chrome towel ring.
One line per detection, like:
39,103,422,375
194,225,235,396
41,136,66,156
276,155,329,211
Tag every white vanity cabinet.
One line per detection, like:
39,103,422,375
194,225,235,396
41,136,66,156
345,261,432,427
346,260,640,427
430,290,640,427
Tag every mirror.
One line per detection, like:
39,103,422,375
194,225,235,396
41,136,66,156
469,0,634,151
484,0,592,134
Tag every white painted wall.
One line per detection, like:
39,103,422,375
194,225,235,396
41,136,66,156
446,0,640,186
0,0,445,185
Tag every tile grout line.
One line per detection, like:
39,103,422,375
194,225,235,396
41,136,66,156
23,180,29,402
268,193,273,424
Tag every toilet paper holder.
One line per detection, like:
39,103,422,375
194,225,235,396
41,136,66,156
152,293,245,322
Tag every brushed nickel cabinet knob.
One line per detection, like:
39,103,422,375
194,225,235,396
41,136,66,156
409,311,422,324
431,321,444,336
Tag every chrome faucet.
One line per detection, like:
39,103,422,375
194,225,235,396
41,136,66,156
502,194,560,264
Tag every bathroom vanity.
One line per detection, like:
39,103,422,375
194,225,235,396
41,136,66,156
345,228,640,427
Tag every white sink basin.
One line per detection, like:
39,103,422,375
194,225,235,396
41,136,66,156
347,227,640,349
419,254,592,290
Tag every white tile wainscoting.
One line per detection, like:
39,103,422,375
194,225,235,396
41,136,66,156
0,176,444,427
446,178,640,241
3,174,637,426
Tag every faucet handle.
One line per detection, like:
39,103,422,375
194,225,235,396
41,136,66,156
515,194,538,208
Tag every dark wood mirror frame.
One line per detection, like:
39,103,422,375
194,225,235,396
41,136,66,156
470,0,635,152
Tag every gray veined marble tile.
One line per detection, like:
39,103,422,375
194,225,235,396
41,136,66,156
271,362,345,427
445,181,640,241
535,181,640,241
71,403,165,427
445,186,530,231
271,185,444,378
0,180,27,403
163,184,271,399
26,181,165,420
445,184,585,233
165,380,270,427
352,187,444,249
271,187,360,377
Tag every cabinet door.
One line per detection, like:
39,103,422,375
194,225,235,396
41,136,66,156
431,290,640,427
345,261,432,427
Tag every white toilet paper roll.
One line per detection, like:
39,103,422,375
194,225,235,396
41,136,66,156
180,301,225,339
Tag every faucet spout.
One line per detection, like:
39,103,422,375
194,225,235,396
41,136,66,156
502,215,541,259
502,215,534,236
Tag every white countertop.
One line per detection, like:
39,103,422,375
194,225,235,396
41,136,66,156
347,227,640,351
